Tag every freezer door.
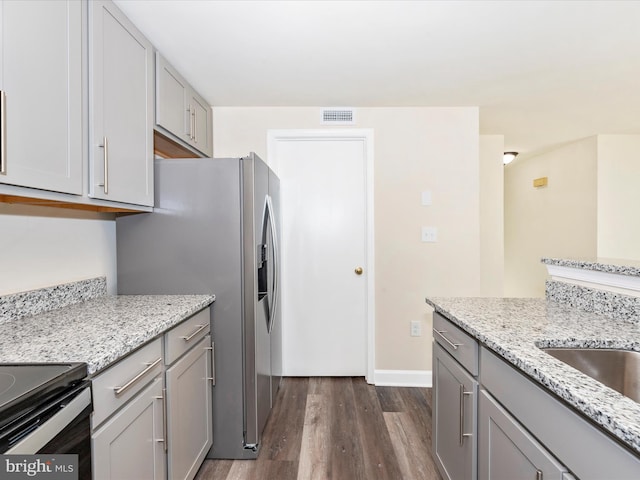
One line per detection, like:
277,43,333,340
268,169,282,405
242,154,272,449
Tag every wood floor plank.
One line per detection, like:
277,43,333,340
194,459,232,480
297,394,330,480
351,379,405,480
225,460,255,480
308,376,326,395
260,377,309,462
384,412,442,480
399,387,433,448
327,378,367,480
196,378,442,480
376,385,406,412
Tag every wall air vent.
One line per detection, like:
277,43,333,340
321,108,356,125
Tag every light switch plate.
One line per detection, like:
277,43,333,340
410,320,422,337
421,190,432,206
421,226,438,242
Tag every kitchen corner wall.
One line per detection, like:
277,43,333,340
504,137,598,297
213,107,496,376
597,135,640,260
505,134,640,298
0,204,117,295
480,135,505,297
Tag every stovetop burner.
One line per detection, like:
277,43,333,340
0,363,87,432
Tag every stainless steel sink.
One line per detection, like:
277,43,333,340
542,348,640,403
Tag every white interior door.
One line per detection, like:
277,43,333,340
269,131,373,377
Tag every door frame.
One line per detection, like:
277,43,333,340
267,129,375,383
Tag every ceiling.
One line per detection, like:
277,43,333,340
114,0,640,156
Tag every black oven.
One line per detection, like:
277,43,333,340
0,363,92,480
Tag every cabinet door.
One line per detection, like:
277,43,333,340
188,91,213,157
89,0,154,206
166,335,213,480
433,342,477,480
155,53,190,145
0,0,82,194
479,390,568,480
92,375,166,480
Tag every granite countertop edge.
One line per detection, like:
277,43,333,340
0,294,215,376
425,296,640,455
541,257,640,277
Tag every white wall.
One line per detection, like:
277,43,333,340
597,135,640,260
480,135,504,297
213,106,488,374
0,204,117,295
504,137,598,297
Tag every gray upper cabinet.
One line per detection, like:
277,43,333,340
0,0,83,194
188,90,213,157
155,53,213,158
89,0,154,207
156,53,189,143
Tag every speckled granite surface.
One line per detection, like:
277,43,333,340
546,280,640,323
0,277,107,324
0,294,214,375
542,257,640,277
426,296,640,455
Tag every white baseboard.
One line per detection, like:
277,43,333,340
374,369,432,387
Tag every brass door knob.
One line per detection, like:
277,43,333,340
354,267,363,275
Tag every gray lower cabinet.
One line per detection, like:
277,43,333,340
0,0,83,194
166,335,213,480
478,389,568,480
155,53,213,157
433,313,640,480
89,0,154,207
480,346,640,480
433,341,478,480
92,375,167,480
91,307,213,480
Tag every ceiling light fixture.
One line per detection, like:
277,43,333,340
503,152,518,165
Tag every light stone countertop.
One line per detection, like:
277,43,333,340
425,296,640,455
542,257,640,277
0,294,214,375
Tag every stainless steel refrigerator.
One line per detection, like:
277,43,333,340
116,153,281,459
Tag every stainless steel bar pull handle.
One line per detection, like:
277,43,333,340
0,90,6,175
153,388,168,452
113,357,162,397
434,329,463,350
98,136,109,194
459,384,473,445
536,470,543,480
190,105,195,140
193,107,198,143
180,324,207,342
205,343,215,385
186,106,191,139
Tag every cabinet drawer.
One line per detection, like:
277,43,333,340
164,308,210,365
92,338,163,427
433,312,479,375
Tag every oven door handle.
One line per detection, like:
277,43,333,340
5,387,91,454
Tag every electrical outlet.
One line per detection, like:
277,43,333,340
421,226,438,242
410,320,422,337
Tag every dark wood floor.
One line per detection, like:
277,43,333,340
195,377,443,480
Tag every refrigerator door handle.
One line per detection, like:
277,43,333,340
265,195,279,333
